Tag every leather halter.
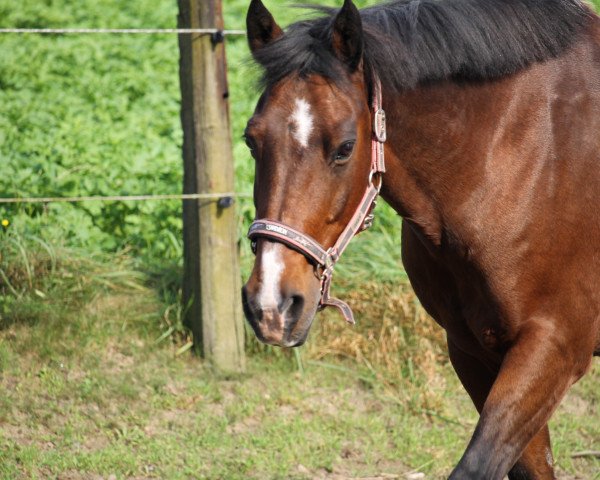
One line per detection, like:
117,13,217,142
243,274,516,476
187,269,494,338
248,77,386,325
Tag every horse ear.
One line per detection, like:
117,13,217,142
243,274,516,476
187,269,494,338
331,0,364,71
246,0,283,54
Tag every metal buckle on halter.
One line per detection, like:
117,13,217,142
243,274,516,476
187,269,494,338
324,247,339,271
373,108,387,143
362,214,375,230
362,197,378,231
317,266,332,311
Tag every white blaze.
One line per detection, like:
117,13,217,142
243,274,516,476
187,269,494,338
290,98,314,148
258,243,285,309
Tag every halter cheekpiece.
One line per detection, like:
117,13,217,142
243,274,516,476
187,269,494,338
247,77,386,325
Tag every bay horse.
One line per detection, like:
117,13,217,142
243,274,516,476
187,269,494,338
241,0,600,478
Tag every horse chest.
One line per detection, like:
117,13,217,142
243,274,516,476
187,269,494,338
401,220,509,362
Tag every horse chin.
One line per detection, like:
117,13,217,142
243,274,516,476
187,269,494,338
251,326,312,348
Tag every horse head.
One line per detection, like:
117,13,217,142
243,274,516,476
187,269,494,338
241,0,379,347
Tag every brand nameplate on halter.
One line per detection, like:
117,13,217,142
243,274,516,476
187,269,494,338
265,224,288,235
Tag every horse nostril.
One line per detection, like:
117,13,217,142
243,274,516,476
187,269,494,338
279,296,293,315
288,294,305,320
281,294,305,340
279,293,304,315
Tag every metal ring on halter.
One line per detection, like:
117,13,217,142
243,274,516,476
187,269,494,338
369,170,383,192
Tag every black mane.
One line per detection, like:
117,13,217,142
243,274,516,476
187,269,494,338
253,0,593,91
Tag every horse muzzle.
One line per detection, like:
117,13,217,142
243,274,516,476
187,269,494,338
241,242,321,347
242,282,317,347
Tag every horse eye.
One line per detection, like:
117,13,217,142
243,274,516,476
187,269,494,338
334,141,356,163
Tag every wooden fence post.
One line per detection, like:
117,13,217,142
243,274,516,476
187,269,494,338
177,0,245,373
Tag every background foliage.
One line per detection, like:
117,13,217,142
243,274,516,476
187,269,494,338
0,0,183,257
2,0,599,271
0,0,402,274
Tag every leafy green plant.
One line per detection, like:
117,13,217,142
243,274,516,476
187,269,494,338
0,0,183,260
0,0,406,278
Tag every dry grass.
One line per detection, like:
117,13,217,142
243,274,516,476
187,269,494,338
308,281,445,375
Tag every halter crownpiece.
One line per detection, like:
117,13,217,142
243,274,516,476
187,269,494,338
248,76,386,325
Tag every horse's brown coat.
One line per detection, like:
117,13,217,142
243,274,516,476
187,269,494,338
242,1,600,478
393,27,600,477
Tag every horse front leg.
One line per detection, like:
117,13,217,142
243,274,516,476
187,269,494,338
508,426,555,480
448,340,556,479
448,321,592,480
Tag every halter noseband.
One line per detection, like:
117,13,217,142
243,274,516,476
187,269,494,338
247,77,386,325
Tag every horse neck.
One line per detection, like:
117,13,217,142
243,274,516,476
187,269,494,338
380,76,521,247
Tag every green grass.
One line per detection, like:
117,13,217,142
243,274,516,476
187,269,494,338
0,278,598,479
0,235,597,479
